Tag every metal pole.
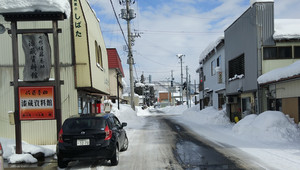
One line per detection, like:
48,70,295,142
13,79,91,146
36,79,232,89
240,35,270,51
53,20,62,140
117,73,120,110
189,74,191,107
168,78,170,106
186,66,188,108
126,0,135,111
171,70,174,106
180,56,183,104
11,21,22,154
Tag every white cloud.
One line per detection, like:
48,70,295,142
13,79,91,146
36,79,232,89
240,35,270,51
90,0,300,85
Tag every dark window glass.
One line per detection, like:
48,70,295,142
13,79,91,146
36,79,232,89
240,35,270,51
263,47,276,59
263,46,293,59
63,118,106,132
217,56,221,67
295,46,300,58
229,54,245,78
278,47,292,59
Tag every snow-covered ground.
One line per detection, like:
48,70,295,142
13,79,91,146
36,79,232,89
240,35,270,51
1,103,300,170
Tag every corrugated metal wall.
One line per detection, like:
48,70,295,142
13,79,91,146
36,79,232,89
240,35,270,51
225,2,274,95
0,15,78,144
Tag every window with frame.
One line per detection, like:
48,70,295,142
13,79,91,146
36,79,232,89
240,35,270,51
98,45,103,68
211,59,216,76
278,47,292,59
263,46,292,59
229,54,245,78
95,41,103,68
217,56,221,67
295,46,300,59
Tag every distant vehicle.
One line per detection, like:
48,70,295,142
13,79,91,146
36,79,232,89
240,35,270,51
0,142,3,170
56,113,128,168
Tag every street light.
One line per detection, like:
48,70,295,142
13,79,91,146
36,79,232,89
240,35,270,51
176,54,185,104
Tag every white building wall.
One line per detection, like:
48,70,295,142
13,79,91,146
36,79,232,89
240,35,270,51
203,46,225,109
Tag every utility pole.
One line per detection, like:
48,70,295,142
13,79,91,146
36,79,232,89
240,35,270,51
120,0,136,110
176,54,184,104
189,74,191,108
186,66,189,108
171,70,174,106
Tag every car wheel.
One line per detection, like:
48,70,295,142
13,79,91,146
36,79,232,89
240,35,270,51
57,156,68,168
120,136,128,151
110,146,119,166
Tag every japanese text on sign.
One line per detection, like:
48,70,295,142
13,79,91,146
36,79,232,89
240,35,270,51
22,34,51,81
19,86,55,120
73,0,83,38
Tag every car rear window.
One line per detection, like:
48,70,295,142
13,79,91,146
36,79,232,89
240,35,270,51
63,118,106,132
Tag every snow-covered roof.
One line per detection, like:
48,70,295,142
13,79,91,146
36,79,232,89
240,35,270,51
135,82,145,87
257,60,300,84
0,0,70,18
250,0,274,6
123,93,139,97
273,19,300,40
158,91,168,93
199,36,224,62
145,83,155,87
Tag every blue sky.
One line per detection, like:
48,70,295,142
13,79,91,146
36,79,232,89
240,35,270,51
89,0,300,85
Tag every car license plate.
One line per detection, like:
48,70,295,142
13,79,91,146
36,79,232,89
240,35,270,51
77,139,90,146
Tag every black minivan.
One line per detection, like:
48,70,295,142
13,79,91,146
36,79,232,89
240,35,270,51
56,113,128,168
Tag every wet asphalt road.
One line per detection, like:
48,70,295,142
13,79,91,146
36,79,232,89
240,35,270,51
4,116,250,170
162,117,244,170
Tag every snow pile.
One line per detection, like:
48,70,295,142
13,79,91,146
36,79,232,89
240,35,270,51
274,19,300,40
135,82,145,87
229,74,244,81
158,105,187,115
199,36,224,62
233,111,300,143
181,106,231,126
0,137,55,163
111,103,145,129
0,0,71,18
257,60,300,84
8,154,37,164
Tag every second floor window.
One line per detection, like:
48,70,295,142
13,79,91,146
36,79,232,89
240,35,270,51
229,54,245,79
217,55,221,67
211,59,216,76
263,46,292,59
95,41,103,69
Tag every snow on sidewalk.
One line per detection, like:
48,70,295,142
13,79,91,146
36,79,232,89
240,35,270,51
1,103,300,170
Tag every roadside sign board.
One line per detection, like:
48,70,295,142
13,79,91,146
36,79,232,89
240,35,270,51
19,86,55,120
22,34,51,81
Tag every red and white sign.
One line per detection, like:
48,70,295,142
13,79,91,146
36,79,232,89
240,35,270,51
19,86,55,120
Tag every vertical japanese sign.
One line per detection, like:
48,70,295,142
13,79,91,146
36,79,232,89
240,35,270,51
19,86,55,120
73,0,84,38
22,34,51,81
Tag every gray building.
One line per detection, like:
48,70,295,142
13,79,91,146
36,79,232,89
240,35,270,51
224,1,275,121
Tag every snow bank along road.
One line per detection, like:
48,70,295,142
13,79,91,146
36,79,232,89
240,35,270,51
64,116,266,169
4,115,269,169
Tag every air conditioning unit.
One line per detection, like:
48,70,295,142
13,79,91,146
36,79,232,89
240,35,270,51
226,96,238,104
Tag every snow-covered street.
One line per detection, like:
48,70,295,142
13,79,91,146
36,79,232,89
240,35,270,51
1,103,300,169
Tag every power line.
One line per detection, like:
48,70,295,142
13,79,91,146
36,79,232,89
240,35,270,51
109,0,129,48
133,64,139,80
136,29,222,35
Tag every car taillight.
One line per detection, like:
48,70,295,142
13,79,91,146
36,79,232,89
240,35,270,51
104,125,112,140
58,129,64,143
